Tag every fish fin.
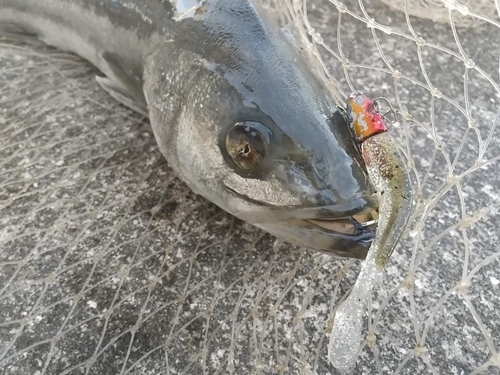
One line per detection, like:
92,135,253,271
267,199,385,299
96,75,149,117
0,23,38,40
99,51,148,116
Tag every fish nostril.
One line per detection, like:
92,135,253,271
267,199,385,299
281,160,343,207
293,160,328,191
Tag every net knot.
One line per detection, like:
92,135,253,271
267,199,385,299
456,280,470,294
391,69,402,80
468,118,478,129
334,2,347,13
414,343,426,356
429,86,442,98
415,36,427,47
464,58,475,69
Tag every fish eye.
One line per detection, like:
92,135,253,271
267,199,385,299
225,121,270,171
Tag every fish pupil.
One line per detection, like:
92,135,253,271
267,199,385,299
240,143,251,156
225,121,270,171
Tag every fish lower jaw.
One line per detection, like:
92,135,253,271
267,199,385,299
307,208,379,235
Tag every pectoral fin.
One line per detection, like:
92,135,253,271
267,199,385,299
95,75,148,117
98,51,148,117
0,22,37,40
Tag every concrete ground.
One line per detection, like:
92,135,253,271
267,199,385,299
1,0,499,374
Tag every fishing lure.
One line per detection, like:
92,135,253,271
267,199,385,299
345,92,413,268
328,93,413,370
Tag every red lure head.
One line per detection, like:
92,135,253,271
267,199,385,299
345,92,387,143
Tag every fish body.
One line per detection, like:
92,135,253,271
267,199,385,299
0,0,379,257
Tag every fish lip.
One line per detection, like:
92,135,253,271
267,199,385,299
256,201,379,223
281,211,378,239
306,216,378,236
224,186,379,258
225,184,378,223
259,209,378,259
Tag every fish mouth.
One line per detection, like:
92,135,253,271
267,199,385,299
307,209,378,236
259,208,379,259
226,186,379,258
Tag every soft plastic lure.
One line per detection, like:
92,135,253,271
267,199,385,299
346,91,413,268
328,92,413,370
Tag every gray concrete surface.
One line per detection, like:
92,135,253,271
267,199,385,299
1,1,499,374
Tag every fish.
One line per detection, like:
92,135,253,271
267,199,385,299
0,0,379,258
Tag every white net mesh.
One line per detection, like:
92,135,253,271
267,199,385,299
380,0,497,28
1,1,499,374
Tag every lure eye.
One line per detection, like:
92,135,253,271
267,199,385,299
225,121,270,170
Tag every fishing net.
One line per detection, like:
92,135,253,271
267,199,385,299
1,0,499,374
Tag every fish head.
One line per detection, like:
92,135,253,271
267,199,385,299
145,1,378,258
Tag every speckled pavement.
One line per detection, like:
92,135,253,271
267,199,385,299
1,1,499,374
